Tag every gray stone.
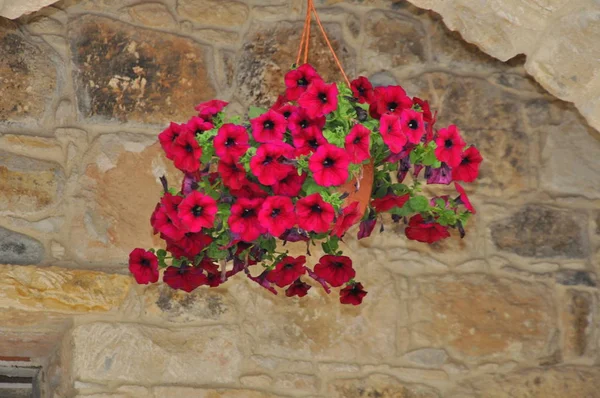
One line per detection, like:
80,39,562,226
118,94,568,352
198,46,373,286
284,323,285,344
491,206,588,258
555,270,596,287
369,71,398,87
403,348,449,367
0,226,44,264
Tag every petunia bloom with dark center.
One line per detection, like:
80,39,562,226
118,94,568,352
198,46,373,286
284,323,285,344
284,64,323,101
298,79,339,118
266,256,306,288
258,196,296,237
178,191,218,232
345,124,371,163
308,143,350,187
250,109,287,143
214,123,249,159
339,282,368,305
296,193,335,233
435,125,466,167
229,197,266,242
314,255,355,287
452,146,483,183
128,248,159,285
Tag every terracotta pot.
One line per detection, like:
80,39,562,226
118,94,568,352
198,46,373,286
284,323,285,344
338,160,374,219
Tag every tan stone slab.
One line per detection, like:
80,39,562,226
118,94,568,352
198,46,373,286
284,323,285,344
0,0,60,19
0,264,131,313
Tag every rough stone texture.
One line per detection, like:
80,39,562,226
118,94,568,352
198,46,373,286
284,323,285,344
71,323,242,385
177,0,249,27
69,16,216,124
0,226,44,265
0,0,60,19
410,275,556,362
0,150,63,214
0,19,57,128
450,366,600,397
491,206,588,259
405,0,600,134
560,289,593,358
329,374,441,398
236,21,355,107
152,389,283,398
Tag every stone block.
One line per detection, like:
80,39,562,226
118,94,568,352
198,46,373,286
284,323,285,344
0,227,44,265
328,373,441,398
177,0,249,27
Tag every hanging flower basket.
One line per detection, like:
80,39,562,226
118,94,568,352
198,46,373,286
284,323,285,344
128,1,483,305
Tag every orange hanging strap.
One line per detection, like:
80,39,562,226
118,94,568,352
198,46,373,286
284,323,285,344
309,1,351,88
295,0,312,66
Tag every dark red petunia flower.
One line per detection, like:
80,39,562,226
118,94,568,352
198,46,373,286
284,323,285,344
285,278,312,297
452,146,483,183
292,125,327,156
128,248,159,284
340,282,368,305
305,266,331,293
258,196,296,237
250,109,288,143
296,193,335,233
214,123,249,159
309,143,350,187
249,142,295,186
351,76,375,104
435,125,466,167
357,209,377,239
150,202,161,235
314,255,355,287
158,122,182,160
273,170,307,197
171,128,202,173
160,193,183,223
246,269,278,295
280,227,310,243
454,182,476,214
298,79,339,118
380,114,407,154
153,195,185,241
405,214,450,243
217,155,247,190
371,193,409,213
376,85,412,117
331,201,361,238
396,155,411,183
229,180,269,199
178,191,218,233
194,99,228,120
163,265,207,293
425,163,452,185
273,102,298,121
284,64,323,101
266,255,307,288
412,97,433,123
229,197,266,242
184,116,214,137
400,108,426,144
345,124,371,163
288,108,326,136
167,232,212,259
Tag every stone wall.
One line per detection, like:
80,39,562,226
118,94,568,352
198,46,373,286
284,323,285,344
0,0,599,397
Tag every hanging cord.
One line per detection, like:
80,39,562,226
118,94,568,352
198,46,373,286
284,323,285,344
295,0,351,88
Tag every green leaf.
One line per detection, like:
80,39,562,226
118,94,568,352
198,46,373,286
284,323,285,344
408,196,429,212
156,249,167,259
248,106,267,119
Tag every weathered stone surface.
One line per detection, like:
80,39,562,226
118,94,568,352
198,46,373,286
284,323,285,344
402,348,449,367
71,323,242,385
0,227,44,265
177,0,249,27
0,19,57,126
70,135,181,265
0,150,63,213
449,366,600,397
68,15,216,123
0,0,60,19
364,11,426,70
152,388,283,398
410,275,556,362
555,270,596,287
237,259,403,362
560,289,592,358
125,3,176,28
328,374,441,398
541,112,600,199
236,21,354,107
491,206,588,258
141,283,238,324
0,264,131,312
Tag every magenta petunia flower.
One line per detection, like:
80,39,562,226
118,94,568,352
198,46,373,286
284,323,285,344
296,193,335,233
163,265,207,292
250,109,288,143
249,142,295,186
298,79,339,118
309,143,350,187
331,201,361,238
435,125,466,167
376,85,412,116
288,108,326,136
380,114,407,154
171,128,202,173
284,64,323,101
292,125,327,156
194,99,228,120
178,191,218,233
285,278,312,297
405,214,450,243
371,193,409,213
425,163,452,185
158,122,182,160
258,196,296,237
452,146,483,182
266,256,306,288
273,170,307,197
454,182,476,214
218,155,247,190
214,123,249,159
128,248,159,284
350,76,375,104
229,197,266,242
314,255,355,287
184,116,214,137
345,124,371,163
400,108,425,144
